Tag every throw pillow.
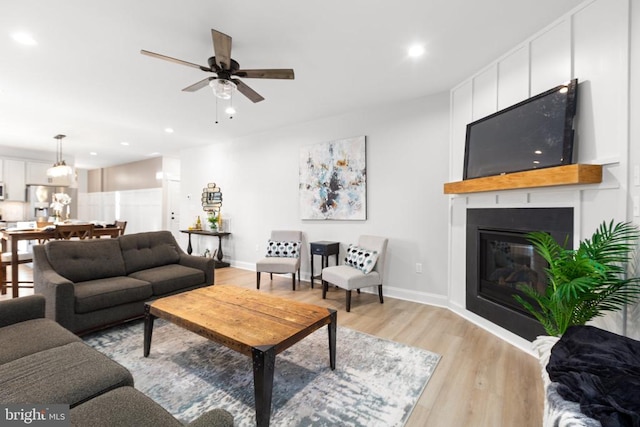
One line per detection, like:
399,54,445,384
265,240,301,258
345,244,379,274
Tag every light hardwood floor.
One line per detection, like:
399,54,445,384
2,265,544,426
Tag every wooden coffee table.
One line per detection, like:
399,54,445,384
143,284,337,427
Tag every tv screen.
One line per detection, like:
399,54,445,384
463,79,578,180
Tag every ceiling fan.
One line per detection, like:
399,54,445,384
141,29,294,103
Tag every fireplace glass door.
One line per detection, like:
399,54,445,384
479,230,547,316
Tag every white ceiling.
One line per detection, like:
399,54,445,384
1,0,585,169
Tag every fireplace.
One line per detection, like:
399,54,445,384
466,208,573,340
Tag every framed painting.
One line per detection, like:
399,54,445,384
299,135,366,220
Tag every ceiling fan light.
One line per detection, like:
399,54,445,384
210,79,236,100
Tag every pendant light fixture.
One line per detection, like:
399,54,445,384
47,134,73,178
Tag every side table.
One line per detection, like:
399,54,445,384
310,241,340,289
180,230,231,268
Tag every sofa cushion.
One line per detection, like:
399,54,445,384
45,239,127,283
0,342,133,407
119,231,181,275
129,264,205,295
70,386,235,427
74,277,153,314
70,386,182,427
0,318,81,365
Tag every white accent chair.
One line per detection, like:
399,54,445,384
256,230,302,290
321,235,388,312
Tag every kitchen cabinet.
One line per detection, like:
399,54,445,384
26,161,73,186
4,159,26,201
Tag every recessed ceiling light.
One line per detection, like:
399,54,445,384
408,44,425,58
120,141,129,146
90,152,98,156
11,32,37,46
164,128,174,133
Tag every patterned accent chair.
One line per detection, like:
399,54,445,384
255,230,302,290
321,235,388,312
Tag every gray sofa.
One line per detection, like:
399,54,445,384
0,295,233,426
33,231,214,334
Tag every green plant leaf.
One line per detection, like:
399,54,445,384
513,220,640,336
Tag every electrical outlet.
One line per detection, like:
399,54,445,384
415,263,423,273
634,196,640,217
255,243,260,251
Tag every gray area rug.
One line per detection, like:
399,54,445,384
83,319,440,426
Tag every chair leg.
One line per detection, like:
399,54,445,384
256,272,261,289
378,285,384,304
1,266,6,295
356,289,361,294
270,273,273,280
346,290,352,312
291,273,296,291
322,281,328,299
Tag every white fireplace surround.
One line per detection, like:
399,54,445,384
445,0,637,353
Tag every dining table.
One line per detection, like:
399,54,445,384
1,225,122,298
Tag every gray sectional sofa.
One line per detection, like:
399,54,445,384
33,230,215,334
0,295,233,426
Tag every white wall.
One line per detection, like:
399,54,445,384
181,93,451,305
448,0,634,348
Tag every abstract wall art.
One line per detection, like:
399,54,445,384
299,135,366,220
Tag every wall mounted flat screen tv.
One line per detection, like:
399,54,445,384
463,79,578,180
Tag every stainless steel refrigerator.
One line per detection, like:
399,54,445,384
26,185,78,221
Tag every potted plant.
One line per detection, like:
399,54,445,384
514,220,640,337
207,211,219,231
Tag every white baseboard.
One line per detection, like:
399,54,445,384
448,302,535,356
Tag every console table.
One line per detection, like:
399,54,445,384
180,230,231,268
310,241,340,289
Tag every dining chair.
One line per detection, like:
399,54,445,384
1,251,33,296
115,220,127,235
55,224,94,240
256,230,302,290
321,235,388,312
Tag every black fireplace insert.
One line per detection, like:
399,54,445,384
466,208,573,340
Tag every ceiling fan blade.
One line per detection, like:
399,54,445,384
140,49,211,71
232,79,265,103
182,77,215,92
211,29,232,70
235,69,295,79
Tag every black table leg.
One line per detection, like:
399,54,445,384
252,345,276,427
328,309,337,370
216,235,224,261
143,304,156,357
186,233,193,255
310,253,315,288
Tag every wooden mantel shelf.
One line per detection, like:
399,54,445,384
443,164,602,194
